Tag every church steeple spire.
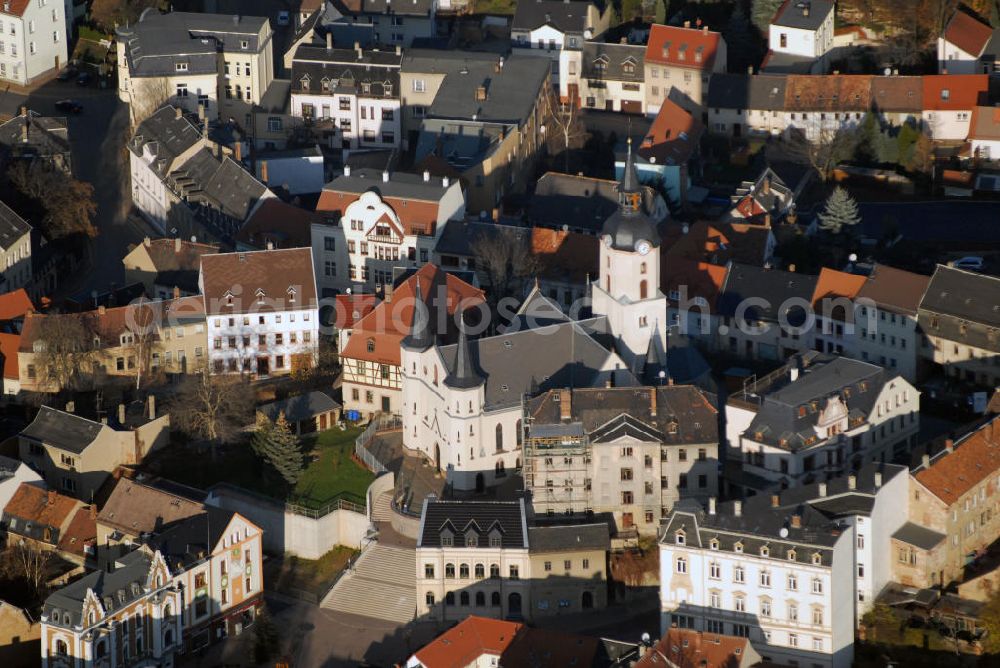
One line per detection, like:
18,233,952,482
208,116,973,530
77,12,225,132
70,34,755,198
619,137,642,214
445,311,483,389
402,279,433,351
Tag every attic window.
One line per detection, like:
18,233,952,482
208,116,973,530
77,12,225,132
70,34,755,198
175,62,188,72
240,40,249,49
734,541,744,553
367,339,375,353
301,76,310,90
362,82,371,94
256,288,266,304
384,83,393,96
709,538,719,550
812,552,822,565
675,529,686,545
321,77,330,91
760,546,770,557
287,286,296,302
787,549,796,561
941,89,950,100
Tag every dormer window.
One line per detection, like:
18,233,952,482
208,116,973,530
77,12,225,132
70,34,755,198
384,83,393,96
675,530,685,545
300,75,310,91
366,339,375,353
489,527,502,547
440,529,454,547
734,541,743,553
811,552,822,565
321,77,330,91
787,549,797,561
760,545,770,558
175,62,188,72
256,288,266,305
465,531,478,547
362,82,371,94
240,40,249,49
709,538,719,550
287,286,296,303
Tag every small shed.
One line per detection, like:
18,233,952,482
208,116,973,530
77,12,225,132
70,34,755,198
259,392,341,435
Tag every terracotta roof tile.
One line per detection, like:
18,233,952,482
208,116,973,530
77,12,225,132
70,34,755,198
238,199,322,249
0,1,30,18
0,289,33,320
3,484,79,530
200,247,317,316
645,24,722,71
915,417,1000,506
413,616,523,667
639,97,703,166
0,332,20,380
661,258,728,309
785,75,873,111
341,264,482,366
56,506,97,558
922,74,989,110
636,628,754,668
97,479,204,536
811,267,866,305
855,263,930,315
333,294,379,329
943,9,994,57
530,228,599,283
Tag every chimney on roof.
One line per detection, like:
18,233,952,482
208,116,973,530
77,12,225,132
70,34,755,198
197,103,205,124
173,286,181,299
683,20,690,28
266,239,275,250
874,471,883,488
89,504,97,520
143,236,151,247
442,176,450,187
344,164,351,177
203,113,210,140
702,25,708,34
818,482,827,497
945,438,954,453
382,170,390,183
20,117,28,143
802,4,810,16
48,489,57,506
175,237,181,253
771,493,780,508
423,169,430,182
326,32,333,50
396,44,402,56
942,65,948,75
560,390,572,421
764,213,772,228
734,500,742,517
791,513,802,529
118,403,126,425
848,474,857,490
922,453,930,468
356,42,363,59
261,160,269,184
148,395,156,420
66,401,75,413
175,106,183,119
788,263,796,273
475,85,488,101
649,388,657,417
235,141,243,163
708,497,716,515
98,305,106,315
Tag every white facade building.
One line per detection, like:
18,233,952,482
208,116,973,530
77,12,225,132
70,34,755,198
0,0,68,87
769,0,835,60
199,248,319,378
510,0,610,90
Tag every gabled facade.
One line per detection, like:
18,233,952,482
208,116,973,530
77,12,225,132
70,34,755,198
0,198,33,294
123,237,220,300
643,23,727,115
318,0,437,49
937,8,999,75
199,247,319,378
0,0,68,86
511,0,611,92
524,386,719,536
726,353,919,493
577,41,645,113
769,0,835,60
312,167,465,294
921,74,989,140
289,43,402,151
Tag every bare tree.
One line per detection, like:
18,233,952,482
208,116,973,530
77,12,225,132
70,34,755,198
127,76,176,128
471,226,543,308
169,369,255,459
31,313,98,391
540,87,589,174
6,542,53,601
6,161,98,240
125,298,159,390
773,127,857,182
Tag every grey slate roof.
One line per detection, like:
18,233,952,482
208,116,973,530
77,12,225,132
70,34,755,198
436,317,631,409
527,523,610,552
581,41,645,81
512,0,600,34
602,144,660,252
705,73,749,108
201,156,270,221
324,168,452,201
893,521,947,550
291,44,401,98
717,263,818,324
527,172,661,235
130,106,202,178
44,549,153,630
20,406,105,455
0,112,71,157
0,199,31,251
260,391,340,423
434,220,528,259
772,0,835,30
325,0,434,19
919,264,1000,328
117,12,269,77
424,55,550,124
419,499,528,549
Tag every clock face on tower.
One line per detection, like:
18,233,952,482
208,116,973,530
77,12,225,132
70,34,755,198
636,240,651,255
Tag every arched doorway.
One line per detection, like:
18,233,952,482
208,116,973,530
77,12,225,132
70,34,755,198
582,591,594,609
475,473,485,493
508,592,522,616
434,443,441,472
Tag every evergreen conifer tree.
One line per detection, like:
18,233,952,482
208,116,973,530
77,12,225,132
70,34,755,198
251,411,304,486
817,186,862,234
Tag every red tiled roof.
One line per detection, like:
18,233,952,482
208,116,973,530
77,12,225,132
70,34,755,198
0,332,20,380
785,75,874,111
56,506,97,558
639,97,703,166
333,294,379,329
855,263,930,315
811,268,866,305
943,9,993,58
316,190,441,237
915,417,1000,506
413,616,523,667
238,199,322,249
645,24,721,71
0,1,30,17
3,484,79,532
341,264,482,367
200,248,317,316
661,258,728,309
0,289,33,320
530,228,599,283
666,220,771,266
635,628,754,668
922,74,989,110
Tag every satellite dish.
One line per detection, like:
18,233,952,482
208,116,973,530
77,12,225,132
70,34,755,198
779,527,789,538
849,253,858,263
345,287,352,295
884,67,892,76
641,632,651,645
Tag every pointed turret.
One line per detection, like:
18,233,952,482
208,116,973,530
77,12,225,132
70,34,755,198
601,137,660,252
642,320,667,383
401,279,433,351
445,312,483,389
619,136,642,211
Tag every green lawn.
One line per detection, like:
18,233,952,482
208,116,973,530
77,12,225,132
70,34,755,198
145,425,371,510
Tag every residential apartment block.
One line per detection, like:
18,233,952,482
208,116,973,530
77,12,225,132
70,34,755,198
200,247,319,378
918,265,1000,388
0,198,32,294
937,8,1000,75
290,43,402,151
0,0,68,86
660,465,909,668
524,386,718,536
726,353,920,493
643,23,727,115
854,264,930,383
511,0,611,91
317,0,436,48
766,0,835,71
123,237,220,300
312,167,465,294
117,11,274,124
578,41,646,113
526,523,609,616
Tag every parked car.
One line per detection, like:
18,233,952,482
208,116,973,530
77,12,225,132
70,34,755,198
951,256,984,271
56,66,78,81
76,71,93,86
54,99,83,114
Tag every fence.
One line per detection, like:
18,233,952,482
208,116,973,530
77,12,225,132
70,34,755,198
209,482,366,518
354,412,402,474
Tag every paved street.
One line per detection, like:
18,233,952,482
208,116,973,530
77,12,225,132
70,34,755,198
1,79,150,299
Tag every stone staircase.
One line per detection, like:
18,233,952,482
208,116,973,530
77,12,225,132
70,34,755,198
371,491,394,523
320,543,416,624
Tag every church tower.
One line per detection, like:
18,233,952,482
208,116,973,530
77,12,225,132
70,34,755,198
591,139,667,371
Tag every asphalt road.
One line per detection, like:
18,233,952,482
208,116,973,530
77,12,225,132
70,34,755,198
1,78,151,300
